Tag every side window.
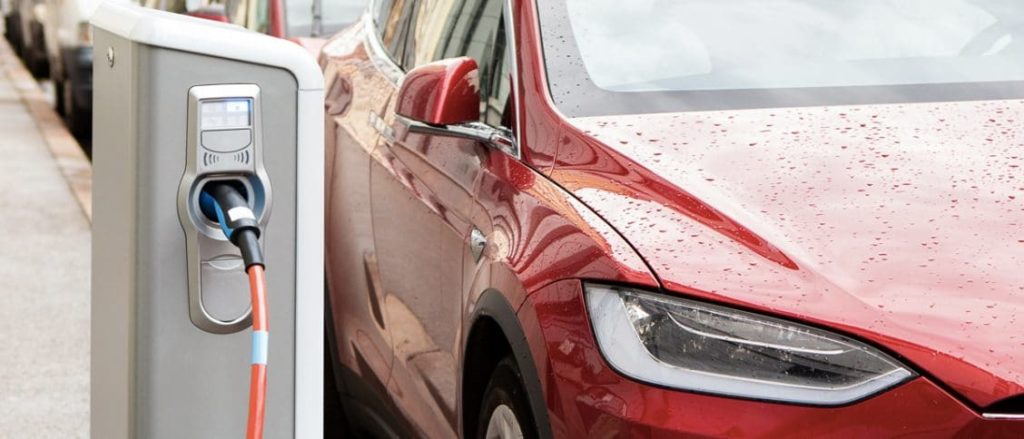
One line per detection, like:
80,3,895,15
405,0,512,129
484,19,513,130
373,0,414,62
401,0,446,69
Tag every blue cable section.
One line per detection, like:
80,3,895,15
214,202,233,240
251,330,269,365
199,190,233,240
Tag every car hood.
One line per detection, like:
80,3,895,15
551,100,1024,409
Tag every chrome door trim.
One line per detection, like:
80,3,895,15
370,111,396,143
362,3,405,85
398,116,517,157
982,412,1024,420
502,0,523,160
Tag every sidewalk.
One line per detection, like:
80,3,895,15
0,37,90,437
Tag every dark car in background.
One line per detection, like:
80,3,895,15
5,0,48,76
3,0,23,63
2,0,364,145
43,0,134,138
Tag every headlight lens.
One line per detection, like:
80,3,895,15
585,284,915,405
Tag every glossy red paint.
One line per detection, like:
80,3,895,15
396,57,481,126
321,0,1024,436
468,149,657,297
509,0,562,172
550,102,1024,409
323,19,396,426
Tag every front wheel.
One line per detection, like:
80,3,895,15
477,357,538,439
54,76,66,116
62,79,90,139
27,26,48,78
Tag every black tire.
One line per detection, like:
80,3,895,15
54,76,66,116
324,331,352,437
27,54,39,75
323,282,354,437
63,79,90,139
3,14,18,46
476,357,538,439
7,15,22,55
27,23,48,78
14,21,25,58
28,51,47,78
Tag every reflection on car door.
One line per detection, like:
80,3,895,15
323,0,411,425
369,0,509,436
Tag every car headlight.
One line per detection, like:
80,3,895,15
585,284,915,405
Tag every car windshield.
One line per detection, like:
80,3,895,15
537,0,1024,116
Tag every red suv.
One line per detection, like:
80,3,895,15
322,1,1024,437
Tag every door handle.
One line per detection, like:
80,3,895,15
469,228,486,263
369,111,395,143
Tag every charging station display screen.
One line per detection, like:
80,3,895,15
201,99,252,130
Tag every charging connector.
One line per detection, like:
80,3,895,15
199,182,265,269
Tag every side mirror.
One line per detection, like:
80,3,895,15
396,57,480,126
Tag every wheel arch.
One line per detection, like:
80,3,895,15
462,288,553,439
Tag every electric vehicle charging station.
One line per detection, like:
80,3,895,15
90,3,323,438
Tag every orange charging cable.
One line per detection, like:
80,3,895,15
246,265,269,439
200,182,269,438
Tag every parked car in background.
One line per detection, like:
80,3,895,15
13,0,48,77
321,0,1024,437
3,0,19,48
43,0,124,137
140,0,365,42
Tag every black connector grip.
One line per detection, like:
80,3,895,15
206,183,260,240
233,229,265,270
203,182,265,270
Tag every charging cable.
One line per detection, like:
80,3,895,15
199,183,268,439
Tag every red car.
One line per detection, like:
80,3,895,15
322,1,1024,437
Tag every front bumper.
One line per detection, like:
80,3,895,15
518,280,1024,437
61,46,93,110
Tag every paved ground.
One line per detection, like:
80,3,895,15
0,35,91,437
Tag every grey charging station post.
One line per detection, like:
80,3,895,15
90,3,323,438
